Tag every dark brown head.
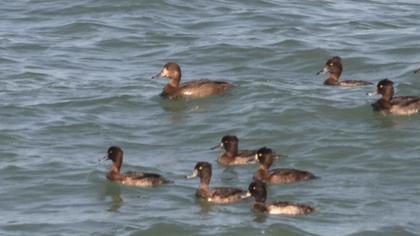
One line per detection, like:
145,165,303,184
185,161,212,184
317,56,343,78
247,180,267,203
376,79,394,100
151,62,182,82
221,135,239,152
106,146,123,170
255,147,275,168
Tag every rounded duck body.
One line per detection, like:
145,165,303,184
152,62,233,99
185,161,248,204
244,181,314,216
371,79,420,115
105,146,166,187
213,135,257,166
254,147,316,184
317,56,372,87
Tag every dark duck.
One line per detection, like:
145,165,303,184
211,135,259,166
370,79,420,115
254,147,316,184
317,56,372,87
242,181,314,216
104,146,166,187
185,161,248,204
152,62,233,99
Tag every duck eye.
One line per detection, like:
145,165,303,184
198,166,203,170
329,63,334,66
109,151,112,154
258,153,262,157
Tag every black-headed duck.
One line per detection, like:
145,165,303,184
242,181,314,216
185,161,248,204
151,62,233,99
105,146,166,187
254,147,316,184
317,56,372,87
211,135,258,166
212,135,281,166
370,79,420,115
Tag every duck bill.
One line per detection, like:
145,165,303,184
316,66,328,75
185,169,198,179
151,71,164,80
241,191,251,199
210,143,223,150
367,91,379,96
98,155,109,162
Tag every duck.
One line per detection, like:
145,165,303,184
316,56,372,87
370,79,420,115
254,147,316,184
211,135,281,166
104,146,166,187
151,62,233,99
211,135,259,166
185,161,248,204
242,180,314,216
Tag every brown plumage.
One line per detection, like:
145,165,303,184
254,147,316,184
185,161,248,204
152,62,233,99
316,56,372,87
371,79,420,115
244,181,314,216
105,146,166,187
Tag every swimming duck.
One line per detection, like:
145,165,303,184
370,79,420,115
105,146,166,187
211,135,258,166
316,56,372,86
151,62,233,99
242,181,314,216
254,147,316,184
185,161,248,204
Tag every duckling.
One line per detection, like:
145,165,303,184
317,56,372,86
185,161,248,204
254,147,316,184
105,146,166,187
152,62,233,99
371,79,420,115
242,181,314,215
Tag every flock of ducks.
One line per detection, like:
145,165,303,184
103,57,420,216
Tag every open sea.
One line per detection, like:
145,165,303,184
1,0,420,235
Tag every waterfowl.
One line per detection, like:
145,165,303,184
151,62,233,99
316,56,372,86
242,181,314,216
370,79,420,115
104,146,166,187
254,147,316,184
211,135,258,166
185,161,248,204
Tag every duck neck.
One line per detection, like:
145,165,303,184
199,173,211,190
168,72,181,88
324,75,339,85
111,155,123,173
382,87,394,101
224,142,239,158
255,165,270,180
